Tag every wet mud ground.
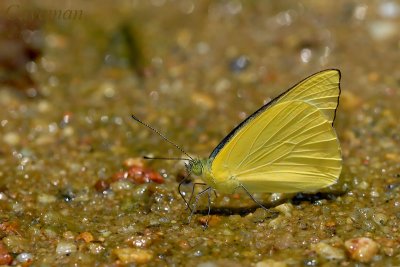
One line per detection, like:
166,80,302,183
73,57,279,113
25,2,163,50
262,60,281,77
0,1,400,266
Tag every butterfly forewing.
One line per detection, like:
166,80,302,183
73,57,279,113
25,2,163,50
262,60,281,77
275,69,340,125
208,70,341,161
211,101,341,193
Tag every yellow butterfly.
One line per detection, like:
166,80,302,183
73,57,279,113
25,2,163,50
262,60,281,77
133,69,342,222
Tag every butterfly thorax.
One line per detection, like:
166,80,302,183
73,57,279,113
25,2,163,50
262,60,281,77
187,158,240,193
187,158,217,189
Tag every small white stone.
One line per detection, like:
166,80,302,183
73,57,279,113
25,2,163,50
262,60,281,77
38,194,57,204
88,243,105,254
3,132,20,146
16,252,34,262
38,100,51,113
378,1,400,18
368,21,397,40
311,242,345,260
56,241,77,255
197,262,219,267
274,203,293,217
255,259,287,267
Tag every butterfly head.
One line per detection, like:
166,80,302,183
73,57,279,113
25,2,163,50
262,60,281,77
186,159,204,176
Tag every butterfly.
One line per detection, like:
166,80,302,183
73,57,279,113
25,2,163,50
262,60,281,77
133,69,342,224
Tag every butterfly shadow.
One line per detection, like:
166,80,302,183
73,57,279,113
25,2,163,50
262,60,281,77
194,191,346,217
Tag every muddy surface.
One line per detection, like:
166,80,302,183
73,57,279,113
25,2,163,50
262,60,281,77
0,1,400,266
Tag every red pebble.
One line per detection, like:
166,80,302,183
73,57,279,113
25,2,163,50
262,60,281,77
127,166,164,184
0,242,12,265
127,166,149,184
111,171,129,182
147,170,164,184
102,165,164,188
94,180,110,192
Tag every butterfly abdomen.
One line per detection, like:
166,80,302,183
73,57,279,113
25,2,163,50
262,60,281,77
202,166,240,194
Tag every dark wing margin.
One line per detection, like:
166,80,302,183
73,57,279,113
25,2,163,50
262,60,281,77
209,69,341,160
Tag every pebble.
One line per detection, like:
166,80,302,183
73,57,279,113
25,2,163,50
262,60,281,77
0,192,8,201
3,132,20,146
373,213,388,226
113,248,153,264
197,215,221,227
0,242,12,265
15,252,33,263
94,180,110,192
37,194,57,204
274,203,293,217
274,232,294,250
215,78,231,93
229,55,250,72
378,1,400,18
357,181,369,190
88,243,105,254
129,235,153,248
197,260,242,267
385,153,400,162
255,259,287,267
37,100,51,113
56,241,77,255
42,228,57,238
368,21,397,40
123,157,144,168
344,237,379,263
249,207,273,223
191,92,216,110
101,82,116,98
2,235,29,253
268,215,285,230
110,165,164,185
311,242,346,260
62,126,74,137
76,232,94,243
368,72,380,82
110,180,134,191
197,262,218,267
177,240,191,250
176,29,191,48
63,231,75,240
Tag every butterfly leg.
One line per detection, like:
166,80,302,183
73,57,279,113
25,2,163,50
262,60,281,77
212,189,218,198
202,189,212,230
188,186,211,224
186,182,207,211
178,175,193,211
240,184,269,211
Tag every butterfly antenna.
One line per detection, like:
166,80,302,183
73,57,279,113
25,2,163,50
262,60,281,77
143,156,189,160
131,114,193,161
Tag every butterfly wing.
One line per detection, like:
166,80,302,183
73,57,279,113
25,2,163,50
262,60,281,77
209,70,340,160
275,69,340,125
210,100,341,193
